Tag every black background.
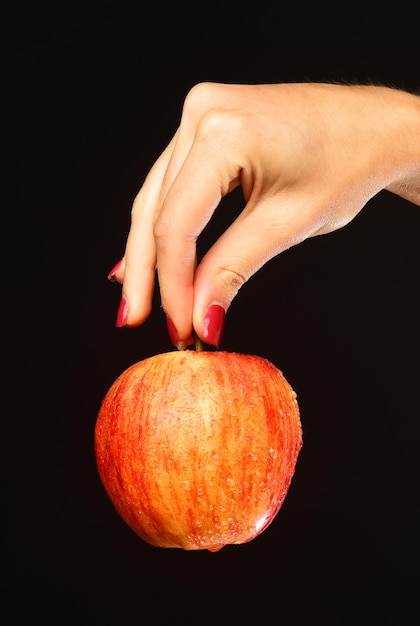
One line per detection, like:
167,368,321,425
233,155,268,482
7,1,419,623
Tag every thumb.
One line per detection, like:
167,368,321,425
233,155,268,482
192,193,320,346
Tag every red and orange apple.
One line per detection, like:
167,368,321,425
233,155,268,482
94,350,302,551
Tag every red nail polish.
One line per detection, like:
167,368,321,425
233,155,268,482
116,296,128,327
166,316,179,346
108,259,123,282
166,317,194,350
203,304,225,348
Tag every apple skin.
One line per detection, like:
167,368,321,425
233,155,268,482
94,350,302,551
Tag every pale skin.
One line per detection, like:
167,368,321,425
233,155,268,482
109,82,420,347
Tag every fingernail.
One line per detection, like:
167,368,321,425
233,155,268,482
166,316,179,346
166,316,193,350
203,304,225,348
108,259,123,282
116,296,129,327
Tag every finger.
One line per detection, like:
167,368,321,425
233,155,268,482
122,139,176,327
153,128,242,342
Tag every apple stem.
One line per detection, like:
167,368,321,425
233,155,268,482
194,333,204,352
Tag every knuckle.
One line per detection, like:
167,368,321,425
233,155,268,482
183,83,249,146
217,265,248,296
153,215,170,241
183,82,223,117
197,108,248,145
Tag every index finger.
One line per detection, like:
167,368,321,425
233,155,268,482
154,119,243,342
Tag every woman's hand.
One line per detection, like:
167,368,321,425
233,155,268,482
109,82,420,347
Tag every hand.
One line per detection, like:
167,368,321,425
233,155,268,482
109,82,420,347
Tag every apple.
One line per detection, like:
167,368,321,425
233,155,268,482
94,350,302,551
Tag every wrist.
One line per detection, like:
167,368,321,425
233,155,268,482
380,88,420,204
